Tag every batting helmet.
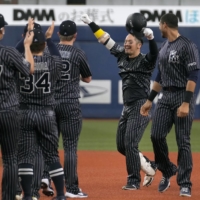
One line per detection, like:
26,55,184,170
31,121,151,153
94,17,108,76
126,13,147,36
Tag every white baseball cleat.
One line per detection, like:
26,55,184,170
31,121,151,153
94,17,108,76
143,174,154,187
41,178,54,196
65,188,88,198
15,193,23,200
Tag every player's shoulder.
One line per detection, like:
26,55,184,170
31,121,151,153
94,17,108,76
180,35,196,46
179,36,199,51
57,43,85,55
0,45,18,54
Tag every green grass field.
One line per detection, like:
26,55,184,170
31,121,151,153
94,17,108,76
59,120,200,152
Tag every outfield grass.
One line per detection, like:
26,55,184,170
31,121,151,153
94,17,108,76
59,120,200,152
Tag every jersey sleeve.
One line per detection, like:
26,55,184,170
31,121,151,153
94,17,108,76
109,43,125,58
184,42,200,72
7,47,30,76
78,50,92,78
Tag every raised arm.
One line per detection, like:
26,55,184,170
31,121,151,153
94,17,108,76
23,31,35,74
45,21,61,57
81,14,115,50
143,28,158,62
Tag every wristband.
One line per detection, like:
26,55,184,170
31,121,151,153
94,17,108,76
148,90,158,102
184,91,193,103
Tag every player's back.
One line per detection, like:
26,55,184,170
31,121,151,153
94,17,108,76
17,53,62,106
55,44,89,102
0,45,30,109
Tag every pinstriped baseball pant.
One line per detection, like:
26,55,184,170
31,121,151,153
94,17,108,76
151,90,195,188
55,100,82,194
42,99,82,194
117,99,150,188
0,106,20,200
18,107,60,165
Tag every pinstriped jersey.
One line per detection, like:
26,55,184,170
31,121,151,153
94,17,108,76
110,43,156,104
16,54,62,106
0,45,30,109
46,44,92,103
158,36,200,87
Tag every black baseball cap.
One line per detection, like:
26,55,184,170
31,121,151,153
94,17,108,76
31,29,45,43
59,20,77,36
0,14,8,29
24,22,42,35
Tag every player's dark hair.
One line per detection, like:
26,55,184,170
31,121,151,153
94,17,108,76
134,36,143,45
160,13,178,29
30,43,45,54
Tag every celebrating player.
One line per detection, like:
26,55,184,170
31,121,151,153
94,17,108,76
140,13,200,197
16,27,66,200
41,20,92,198
15,20,60,200
0,14,34,200
81,13,158,189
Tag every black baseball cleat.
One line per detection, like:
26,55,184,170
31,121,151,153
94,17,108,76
22,197,32,200
52,196,66,200
158,176,170,192
122,184,138,190
180,187,191,197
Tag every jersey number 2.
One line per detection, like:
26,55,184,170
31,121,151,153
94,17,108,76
61,60,71,80
20,72,51,94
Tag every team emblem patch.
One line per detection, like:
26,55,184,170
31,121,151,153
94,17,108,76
168,50,179,63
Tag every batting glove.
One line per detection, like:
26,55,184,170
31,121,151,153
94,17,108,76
81,14,92,24
143,28,154,40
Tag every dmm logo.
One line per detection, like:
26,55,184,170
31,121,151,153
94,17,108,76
13,9,55,21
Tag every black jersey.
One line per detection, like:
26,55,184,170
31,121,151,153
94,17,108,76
110,43,156,104
16,54,62,106
158,36,200,87
45,44,92,103
0,45,30,109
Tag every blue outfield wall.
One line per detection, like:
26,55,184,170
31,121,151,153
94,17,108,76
2,25,200,118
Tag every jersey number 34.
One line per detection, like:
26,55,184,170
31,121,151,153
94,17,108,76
19,72,51,94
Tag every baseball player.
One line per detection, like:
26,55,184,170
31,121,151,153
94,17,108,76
16,28,66,200
140,13,200,197
0,14,34,200
41,20,92,198
15,20,57,200
81,14,158,189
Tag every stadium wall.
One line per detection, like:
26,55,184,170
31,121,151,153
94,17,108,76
2,25,200,119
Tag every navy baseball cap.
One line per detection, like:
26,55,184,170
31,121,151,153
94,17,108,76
59,20,77,36
0,14,8,29
32,29,45,43
24,22,42,35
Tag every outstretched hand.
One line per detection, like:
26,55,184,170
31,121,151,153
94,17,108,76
81,14,92,24
27,18,34,32
45,21,55,39
24,31,34,46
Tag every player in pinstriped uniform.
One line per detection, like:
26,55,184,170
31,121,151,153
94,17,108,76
16,28,66,200
15,20,58,200
81,14,158,189
0,14,35,200
41,20,92,198
140,13,200,197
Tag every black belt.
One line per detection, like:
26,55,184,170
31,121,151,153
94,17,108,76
19,104,53,110
163,86,186,92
